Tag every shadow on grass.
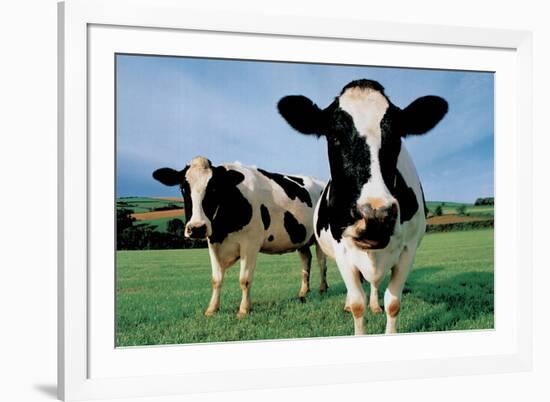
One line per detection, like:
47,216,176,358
403,266,494,332
323,281,347,297
407,266,446,283
246,266,493,330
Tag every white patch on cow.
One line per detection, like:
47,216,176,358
185,156,213,235
339,87,389,142
314,184,336,260
252,169,322,254
339,87,395,211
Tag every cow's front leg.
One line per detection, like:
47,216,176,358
237,249,258,319
343,294,351,312
297,246,312,301
205,247,226,317
337,261,366,335
369,282,383,314
344,273,365,312
315,243,329,294
384,246,416,333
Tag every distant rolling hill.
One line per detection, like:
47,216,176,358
117,197,184,232
117,197,494,233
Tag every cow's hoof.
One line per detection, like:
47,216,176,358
319,284,329,294
369,304,383,314
298,287,310,302
343,305,352,313
204,309,217,317
236,311,248,319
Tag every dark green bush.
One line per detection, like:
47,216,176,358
426,219,494,233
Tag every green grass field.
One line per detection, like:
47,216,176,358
425,201,494,216
116,229,494,346
117,197,183,214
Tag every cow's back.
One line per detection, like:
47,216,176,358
224,163,324,254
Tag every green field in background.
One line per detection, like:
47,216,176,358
425,201,494,216
117,197,183,214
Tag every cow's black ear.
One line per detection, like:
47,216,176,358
152,167,187,186
402,96,448,136
277,95,324,136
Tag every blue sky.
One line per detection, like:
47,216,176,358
116,55,494,203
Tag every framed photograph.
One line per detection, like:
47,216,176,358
58,0,533,400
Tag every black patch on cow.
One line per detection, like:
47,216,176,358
286,175,304,185
283,211,307,244
316,181,331,237
379,106,404,190
392,171,419,223
180,178,192,224
202,166,252,243
260,204,271,230
268,235,274,242
322,100,374,240
257,168,312,207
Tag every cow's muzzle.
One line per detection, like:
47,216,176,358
185,223,208,239
352,203,398,250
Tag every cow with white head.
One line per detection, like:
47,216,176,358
278,79,448,334
153,156,328,318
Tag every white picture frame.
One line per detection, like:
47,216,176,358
58,0,533,400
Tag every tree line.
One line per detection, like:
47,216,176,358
432,203,467,217
474,197,494,206
116,208,206,250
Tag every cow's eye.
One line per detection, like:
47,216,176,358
205,187,217,198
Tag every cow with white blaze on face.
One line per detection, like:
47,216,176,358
277,79,448,335
153,156,328,318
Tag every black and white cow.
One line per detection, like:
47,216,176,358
153,156,328,318
277,79,448,334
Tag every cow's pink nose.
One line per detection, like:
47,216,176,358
360,202,398,222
